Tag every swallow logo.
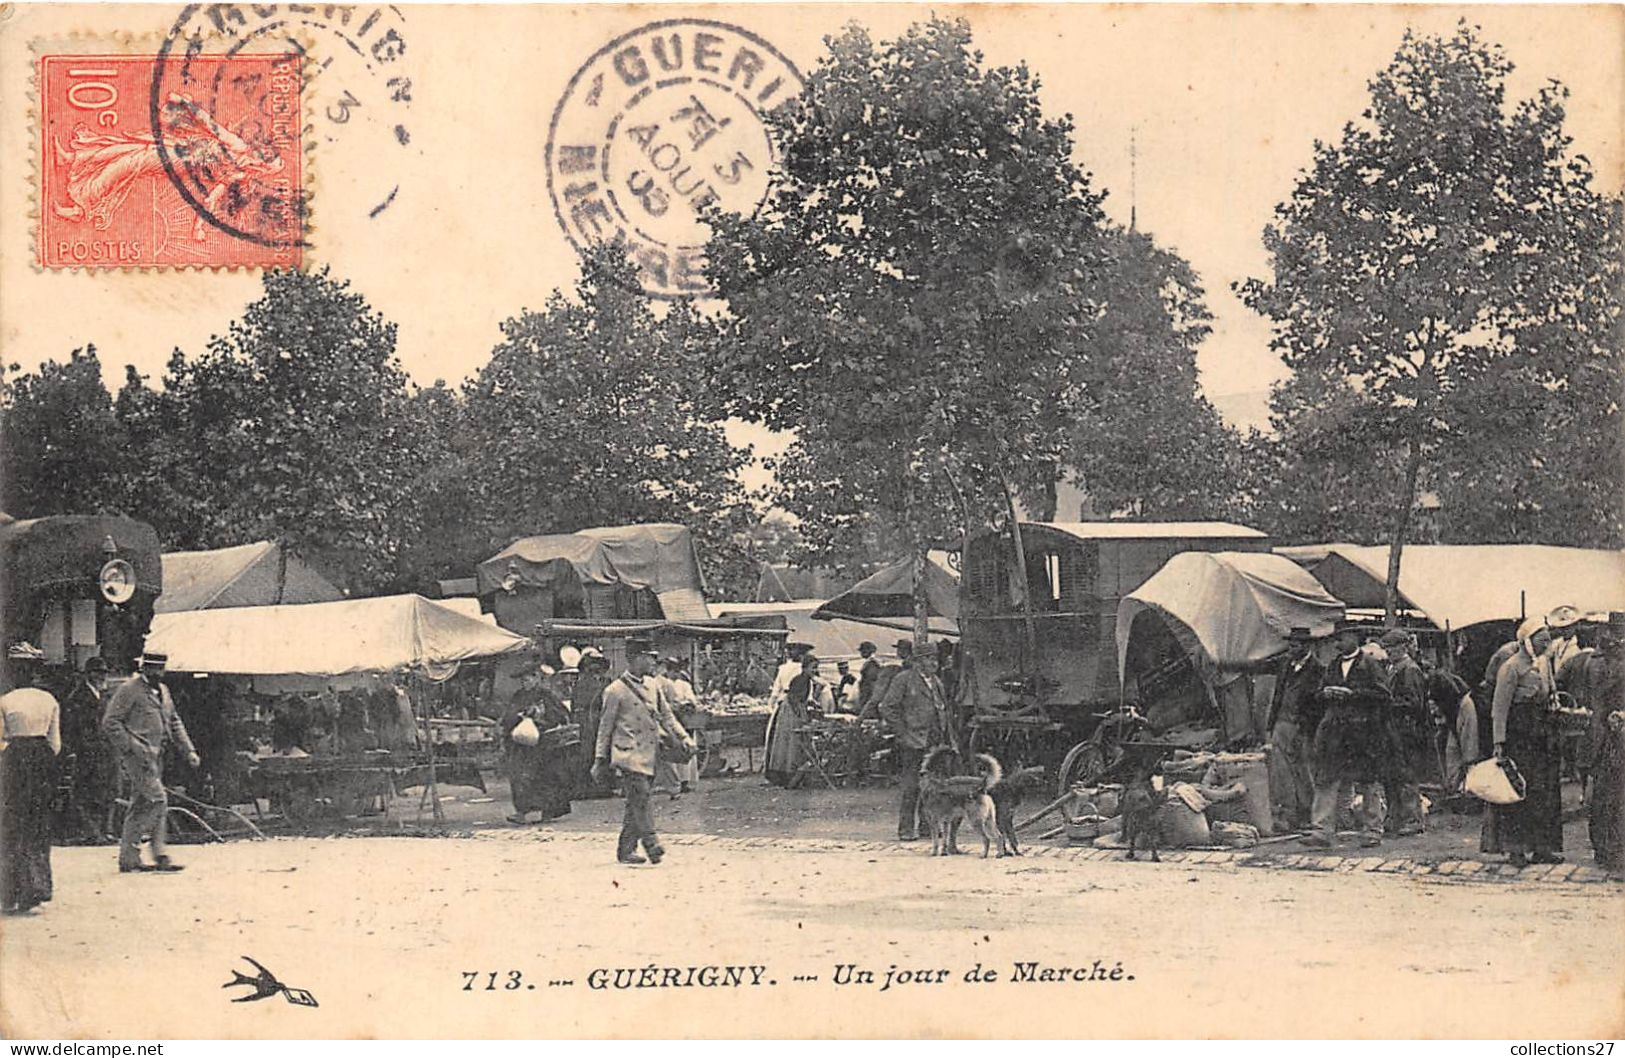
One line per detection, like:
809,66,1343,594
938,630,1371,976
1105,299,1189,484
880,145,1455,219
223,956,318,1007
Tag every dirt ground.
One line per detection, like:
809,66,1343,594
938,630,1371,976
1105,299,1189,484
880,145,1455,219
3,772,1622,1040
265,765,1604,870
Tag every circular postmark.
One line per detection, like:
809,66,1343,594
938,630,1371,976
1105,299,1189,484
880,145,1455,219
153,3,415,251
546,19,804,298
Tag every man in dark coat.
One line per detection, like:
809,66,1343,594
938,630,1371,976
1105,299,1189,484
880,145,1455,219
1267,626,1324,831
856,642,884,715
879,650,948,841
1306,623,1396,849
571,649,613,798
61,656,115,842
1380,629,1429,836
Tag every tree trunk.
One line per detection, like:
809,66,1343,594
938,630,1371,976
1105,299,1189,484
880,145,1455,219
1383,438,1424,628
912,546,931,653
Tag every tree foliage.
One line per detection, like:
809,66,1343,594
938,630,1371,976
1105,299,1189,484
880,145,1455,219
1,345,129,517
1241,23,1623,563
704,16,1113,571
455,251,757,596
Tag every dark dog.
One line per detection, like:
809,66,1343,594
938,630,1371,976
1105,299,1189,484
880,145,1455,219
1119,768,1167,863
917,748,1003,857
988,764,1047,857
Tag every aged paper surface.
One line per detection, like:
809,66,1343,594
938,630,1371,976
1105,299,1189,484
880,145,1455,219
2,2,1623,1041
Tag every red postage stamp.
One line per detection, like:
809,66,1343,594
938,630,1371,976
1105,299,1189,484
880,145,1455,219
37,52,304,269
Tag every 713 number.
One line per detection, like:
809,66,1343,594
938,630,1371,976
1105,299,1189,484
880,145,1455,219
462,970,525,991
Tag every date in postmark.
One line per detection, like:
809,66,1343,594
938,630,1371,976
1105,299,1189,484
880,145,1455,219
37,52,304,269
545,18,804,298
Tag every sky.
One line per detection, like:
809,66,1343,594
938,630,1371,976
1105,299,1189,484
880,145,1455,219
3,3,1621,472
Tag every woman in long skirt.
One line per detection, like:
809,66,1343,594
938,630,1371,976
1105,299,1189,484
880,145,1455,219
1,649,63,914
1491,624,1563,866
502,669,573,824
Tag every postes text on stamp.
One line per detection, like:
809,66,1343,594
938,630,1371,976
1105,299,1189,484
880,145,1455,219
38,52,303,269
546,19,804,298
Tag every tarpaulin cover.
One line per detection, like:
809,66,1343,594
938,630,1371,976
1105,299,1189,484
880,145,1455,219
144,594,531,676
156,541,345,613
811,556,960,624
1303,544,1625,630
1116,551,1345,680
534,617,787,641
475,523,709,616
0,515,162,594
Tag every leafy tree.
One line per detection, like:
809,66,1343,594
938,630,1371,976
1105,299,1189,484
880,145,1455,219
704,16,1113,645
458,251,755,597
1052,228,1245,521
114,269,427,591
0,345,130,517
1240,24,1623,618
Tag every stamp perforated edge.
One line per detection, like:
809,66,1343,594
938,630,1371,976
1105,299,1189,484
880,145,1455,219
26,29,319,274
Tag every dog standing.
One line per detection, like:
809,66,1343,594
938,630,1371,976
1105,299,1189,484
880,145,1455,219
1119,767,1167,863
988,764,1047,856
916,748,1003,857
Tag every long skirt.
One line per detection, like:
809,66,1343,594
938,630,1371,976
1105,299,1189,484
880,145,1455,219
507,746,572,819
1,737,57,911
764,700,808,788
1499,704,1563,855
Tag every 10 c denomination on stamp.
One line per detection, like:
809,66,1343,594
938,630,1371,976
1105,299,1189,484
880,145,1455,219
37,52,304,269
545,19,804,298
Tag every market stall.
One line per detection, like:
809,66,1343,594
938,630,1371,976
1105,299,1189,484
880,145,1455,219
531,616,790,773
143,593,532,825
1116,550,1345,740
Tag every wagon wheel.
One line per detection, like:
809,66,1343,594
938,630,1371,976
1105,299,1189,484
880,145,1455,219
1056,739,1110,798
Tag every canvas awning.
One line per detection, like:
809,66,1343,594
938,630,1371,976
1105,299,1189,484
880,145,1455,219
1301,544,1625,630
475,523,711,620
156,541,344,613
144,594,531,677
810,556,960,633
1117,551,1346,680
713,601,935,658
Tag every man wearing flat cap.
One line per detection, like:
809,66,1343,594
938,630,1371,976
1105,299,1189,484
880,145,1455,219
1379,628,1428,836
592,637,693,865
1266,626,1324,831
1306,620,1396,849
62,656,116,842
102,652,199,873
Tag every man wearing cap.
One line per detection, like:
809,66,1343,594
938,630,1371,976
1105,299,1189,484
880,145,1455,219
62,656,116,841
1266,627,1324,831
592,637,693,865
571,648,612,796
1306,621,1396,849
101,653,199,873
1,644,62,913
1379,629,1429,836
856,642,883,714
1492,619,1563,866
879,649,950,841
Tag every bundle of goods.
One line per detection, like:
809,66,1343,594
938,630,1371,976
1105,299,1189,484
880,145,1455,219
1158,748,1274,835
697,691,773,716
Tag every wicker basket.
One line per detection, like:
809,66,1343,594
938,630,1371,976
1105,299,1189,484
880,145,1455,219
538,723,581,750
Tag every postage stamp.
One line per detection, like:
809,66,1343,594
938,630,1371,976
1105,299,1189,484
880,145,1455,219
37,52,304,269
545,18,804,298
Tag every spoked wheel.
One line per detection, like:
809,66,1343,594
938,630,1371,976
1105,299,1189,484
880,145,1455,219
1056,739,1110,798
